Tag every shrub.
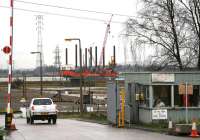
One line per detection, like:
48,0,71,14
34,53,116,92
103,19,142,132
11,78,23,89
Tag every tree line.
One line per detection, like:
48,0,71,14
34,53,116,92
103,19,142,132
0,65,59,77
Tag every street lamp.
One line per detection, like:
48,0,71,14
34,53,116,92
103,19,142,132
31,51,43,96
64,38,83,115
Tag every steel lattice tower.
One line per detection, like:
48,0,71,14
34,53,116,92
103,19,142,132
36,15,44,67
54,45,61,69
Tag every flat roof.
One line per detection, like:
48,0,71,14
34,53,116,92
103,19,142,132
121,71,200,85
121,71,200,74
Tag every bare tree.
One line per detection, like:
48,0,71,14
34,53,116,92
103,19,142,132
179,0,200,69
126,0,194,70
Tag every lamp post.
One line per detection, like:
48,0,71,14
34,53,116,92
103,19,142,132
31,51,43,96
64,38,83,115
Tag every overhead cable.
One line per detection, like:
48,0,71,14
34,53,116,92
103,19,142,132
14,0,136,18
0,6,125,24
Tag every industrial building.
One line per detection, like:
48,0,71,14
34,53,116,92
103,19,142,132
107,72,200,124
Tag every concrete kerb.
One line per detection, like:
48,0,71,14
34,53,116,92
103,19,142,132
71,119,169,134
70,118,169,133
126,124,168,134
71,118,109,125
65,117,169,133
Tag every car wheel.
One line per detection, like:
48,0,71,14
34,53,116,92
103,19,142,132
48,119,51,124
26,117,30,124
53,118,57,124
30,116,34,124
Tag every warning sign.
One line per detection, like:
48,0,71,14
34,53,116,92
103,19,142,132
179,83,185,95
3,46,11,54
178,83,193,95
187,84,193,95
152,109,168,120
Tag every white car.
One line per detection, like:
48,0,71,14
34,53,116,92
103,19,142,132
26,98,58,124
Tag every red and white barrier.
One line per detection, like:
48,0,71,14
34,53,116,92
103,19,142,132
7,0,13,114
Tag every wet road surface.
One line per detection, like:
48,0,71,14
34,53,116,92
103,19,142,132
0,116,193,140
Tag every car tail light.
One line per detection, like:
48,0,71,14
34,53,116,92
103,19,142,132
31,106,35,111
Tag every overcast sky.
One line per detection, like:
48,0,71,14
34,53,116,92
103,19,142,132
0,0,139,69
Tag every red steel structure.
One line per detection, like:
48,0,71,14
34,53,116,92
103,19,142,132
61,68,118,78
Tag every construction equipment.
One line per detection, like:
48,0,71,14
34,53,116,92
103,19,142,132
99,15,113,67
61,15,117,78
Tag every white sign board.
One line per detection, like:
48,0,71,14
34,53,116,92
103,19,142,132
86,107,93,112
152,109,168,120
152,73,175,82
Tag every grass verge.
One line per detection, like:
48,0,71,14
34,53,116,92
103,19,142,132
58,112,108,125
0,127,5,138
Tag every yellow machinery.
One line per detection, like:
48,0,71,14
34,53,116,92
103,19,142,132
118,88,125,128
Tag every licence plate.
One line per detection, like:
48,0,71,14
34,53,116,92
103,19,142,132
41,112,48,115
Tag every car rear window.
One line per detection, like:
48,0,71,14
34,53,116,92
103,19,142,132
33,99,52,105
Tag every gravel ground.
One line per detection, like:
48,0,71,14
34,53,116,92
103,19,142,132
0,87,106,112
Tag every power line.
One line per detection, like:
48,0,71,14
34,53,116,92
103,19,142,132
0,6,125,24
15,0,137,18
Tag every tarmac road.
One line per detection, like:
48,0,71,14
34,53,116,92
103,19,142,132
0,116,194,140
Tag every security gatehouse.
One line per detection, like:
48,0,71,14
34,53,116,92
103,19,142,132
107,72,200,124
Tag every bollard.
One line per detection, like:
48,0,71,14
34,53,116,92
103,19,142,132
5,113,12,130
168,120,173,135
5,113,16,130
168,120,173,129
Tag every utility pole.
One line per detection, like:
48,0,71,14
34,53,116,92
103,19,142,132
22,73,27,99
31,52,43,96
79,44,83,115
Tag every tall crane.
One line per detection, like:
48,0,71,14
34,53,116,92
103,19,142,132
99,15,113,67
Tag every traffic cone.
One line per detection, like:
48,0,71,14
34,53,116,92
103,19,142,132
10,123,16,130
190,121,199,137
10,113,17,130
